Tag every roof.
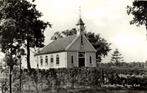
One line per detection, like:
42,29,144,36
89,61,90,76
76,18,85,25
36,35,78,55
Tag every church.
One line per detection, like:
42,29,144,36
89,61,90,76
35,18,97,69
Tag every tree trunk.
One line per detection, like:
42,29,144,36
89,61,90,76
27,38,31,71
36,83,39,93
20,57,22,93
1,85,3,93
9,67,12,93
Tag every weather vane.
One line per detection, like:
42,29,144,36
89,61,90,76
79,6,81,18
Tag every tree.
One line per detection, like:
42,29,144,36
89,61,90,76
127,1,147,28
110,49,124,66
51,28,111,63
0,0,50,70
85,32,111,62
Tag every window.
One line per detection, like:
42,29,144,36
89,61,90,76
90,56,92,64
71,56,74,64
56,54,59,65
50,55,53,63
45,56,48,65
81,35,83,45
40,56,43,66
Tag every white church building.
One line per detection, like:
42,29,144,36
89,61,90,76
35,18,97,69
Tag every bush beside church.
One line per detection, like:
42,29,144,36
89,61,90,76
1,66,147,93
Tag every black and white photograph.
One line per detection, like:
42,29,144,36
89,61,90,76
0,0,147,93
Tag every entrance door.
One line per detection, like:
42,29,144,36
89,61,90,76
78,52,85,67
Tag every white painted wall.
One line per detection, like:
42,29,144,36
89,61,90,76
36,52,67,69
21,48,38,69
35,51,96,69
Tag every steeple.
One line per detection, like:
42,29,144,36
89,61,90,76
76,7,85,35
77,18,85,25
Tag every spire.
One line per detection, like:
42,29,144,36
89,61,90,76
79,6,81,19
76,18,85,26
76,6,85,35
76,6,85,26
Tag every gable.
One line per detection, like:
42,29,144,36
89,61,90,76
66,35,96,52
36,34,96,56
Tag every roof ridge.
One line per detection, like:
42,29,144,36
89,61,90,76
36,34,77,55
53,34,76,41
40,35,77,51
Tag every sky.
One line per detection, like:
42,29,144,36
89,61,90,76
29,0,147,63
31,0,147,63
0,0,137,66
0,0,146,68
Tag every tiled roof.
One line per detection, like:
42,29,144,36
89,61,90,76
36,35,77,55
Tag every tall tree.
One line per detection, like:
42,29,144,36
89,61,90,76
51,29,111,63
110,49,124,66
127,1,147,29
0,0,50,70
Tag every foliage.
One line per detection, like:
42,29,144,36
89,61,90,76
110,49,124,66
51,28,111,62
0,69,8,93
2,62,146,92
85,32,111,62
127,0,147,27
0,0,50,70
9,65,147,92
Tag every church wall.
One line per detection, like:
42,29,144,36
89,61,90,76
36,52,67,69
68,35,96,52
35,51,96,69
67,52,78,68
85,52,96,67
67,51,96,68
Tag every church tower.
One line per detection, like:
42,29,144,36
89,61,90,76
76,17,85,47
76,18,85,35
76,6,85,35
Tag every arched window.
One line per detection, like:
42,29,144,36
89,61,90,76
56,54,59,65
90,56,92,64
50,55,53,63
40,56,43,66
45,56,48,65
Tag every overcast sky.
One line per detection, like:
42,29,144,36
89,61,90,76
32,0,147,63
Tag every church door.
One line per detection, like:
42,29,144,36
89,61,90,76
78,52,85,67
